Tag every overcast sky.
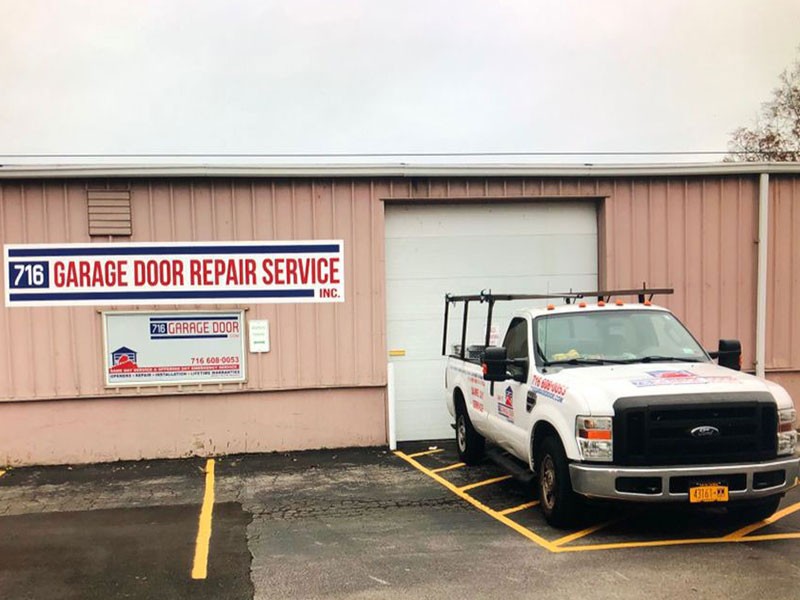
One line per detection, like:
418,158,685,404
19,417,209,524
1,0,800,164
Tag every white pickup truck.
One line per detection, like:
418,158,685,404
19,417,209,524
444,289,799,528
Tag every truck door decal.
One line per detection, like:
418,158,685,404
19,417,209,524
469,374,485,412
531,374,567,403
630,370,709,387
497,385,515,422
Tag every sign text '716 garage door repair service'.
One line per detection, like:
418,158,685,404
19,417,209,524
3,240,344,306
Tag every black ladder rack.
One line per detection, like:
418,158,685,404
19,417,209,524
442,286,673,358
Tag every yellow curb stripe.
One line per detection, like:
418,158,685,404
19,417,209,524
458,475,513,492
395,451,557,552
498,501,539,516
724,501,800,540
191,458,216,580
551,518,622,547
431,462,466,474
406,449,445,458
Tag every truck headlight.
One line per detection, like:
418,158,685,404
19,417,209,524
777,408,797,456
576,416,613,462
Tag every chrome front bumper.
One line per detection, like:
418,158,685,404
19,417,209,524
569,455,800,502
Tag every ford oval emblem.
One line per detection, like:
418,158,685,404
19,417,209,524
690,425,720,438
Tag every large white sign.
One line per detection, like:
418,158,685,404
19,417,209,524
103,311,246,386
4,240,344,306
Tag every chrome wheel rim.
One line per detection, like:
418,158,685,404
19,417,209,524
540,455,556,510
457,415,467,453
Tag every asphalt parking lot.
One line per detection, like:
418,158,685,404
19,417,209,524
1,443,799,599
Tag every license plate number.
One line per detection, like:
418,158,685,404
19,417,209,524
689,485,729,503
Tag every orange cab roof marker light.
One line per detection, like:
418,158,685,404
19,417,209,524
615,299,624,306
598,300,606,307
547,304,555,311
578,301,587,308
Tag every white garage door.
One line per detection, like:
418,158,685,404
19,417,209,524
385,201,598,441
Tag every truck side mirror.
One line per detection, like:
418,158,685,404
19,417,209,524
482,346,508,382
711,339,742,371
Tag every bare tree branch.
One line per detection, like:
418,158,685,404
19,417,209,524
727,53,800,162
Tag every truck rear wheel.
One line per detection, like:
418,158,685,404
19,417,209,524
728,496,781,523
455,404,485,465
537,436,581,529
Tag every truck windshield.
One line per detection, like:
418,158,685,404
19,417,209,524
535,310,709,366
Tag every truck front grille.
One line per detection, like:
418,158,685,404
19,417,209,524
613,392,778,466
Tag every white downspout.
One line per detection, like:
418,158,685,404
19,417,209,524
756,173,769,379
387,362,397,450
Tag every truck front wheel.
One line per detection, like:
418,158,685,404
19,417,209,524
537,436,581,528
455,404,485,465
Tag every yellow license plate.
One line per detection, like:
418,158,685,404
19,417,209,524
689,485,729,503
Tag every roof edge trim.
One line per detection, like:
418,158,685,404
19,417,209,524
2,162,800,179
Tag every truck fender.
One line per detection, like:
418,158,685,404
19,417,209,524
451,386,465,416
528,416,579,471
447,371,472,418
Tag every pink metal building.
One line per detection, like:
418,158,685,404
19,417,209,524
0,163,798,465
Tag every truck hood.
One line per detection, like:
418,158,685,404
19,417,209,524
545,361,782,412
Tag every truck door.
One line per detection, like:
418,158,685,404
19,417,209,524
489,317,531,458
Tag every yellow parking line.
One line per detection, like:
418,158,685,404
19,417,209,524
396,450,800,553
406,449,445,459
739,532,800,542
431,462,466,474
191,458,216,580
458,475,513,492
551,518,621,547
395,451,557,552
498,501,539,516
724,501,800,540
558,531,800,553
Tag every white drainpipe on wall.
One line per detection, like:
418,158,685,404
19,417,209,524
387,362,397,450
756,173,769,379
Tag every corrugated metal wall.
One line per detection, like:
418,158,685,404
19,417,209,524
1,173,797,403
768,177,800,372
0,179,387,400
600,177,760,370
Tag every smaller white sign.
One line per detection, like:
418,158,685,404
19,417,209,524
103,310,246,386
248,320,270,353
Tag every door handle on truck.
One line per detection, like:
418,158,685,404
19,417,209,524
526,390,537,412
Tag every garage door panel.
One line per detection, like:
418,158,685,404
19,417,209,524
393,361,453,441
386,273,599,320
395,401,453,441
387,320,442,359
393,360,447,401
386,234,597,278
388,319,498,360
386,202,598,441
386,202,598,237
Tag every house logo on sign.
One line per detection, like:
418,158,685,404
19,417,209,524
110,346,138,372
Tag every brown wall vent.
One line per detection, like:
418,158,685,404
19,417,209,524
87,189,132,236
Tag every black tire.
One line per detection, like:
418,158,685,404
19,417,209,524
728,496,781,523
455,403,485,465
536,436,582,529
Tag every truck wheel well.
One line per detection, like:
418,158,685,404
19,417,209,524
453,388,466,413
531,421,560,469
